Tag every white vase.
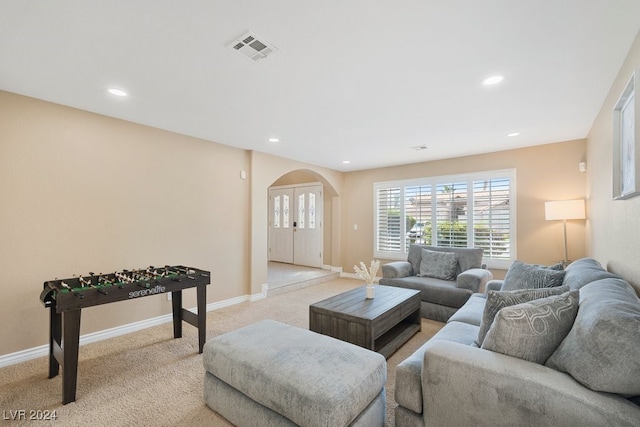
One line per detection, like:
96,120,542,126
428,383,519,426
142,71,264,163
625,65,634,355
366,284,375,299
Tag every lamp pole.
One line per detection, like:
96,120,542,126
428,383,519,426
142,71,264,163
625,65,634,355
562,218,569,267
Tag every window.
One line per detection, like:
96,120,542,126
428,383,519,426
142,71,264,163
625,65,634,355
374,169,515,269
282,195,289,228
308,192,316,229
274,195,281,228
376,187,402,252
298,193,305,229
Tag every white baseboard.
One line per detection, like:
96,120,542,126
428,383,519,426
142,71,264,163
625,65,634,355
0,344,50,368
249,284,268,301
0,292,254,368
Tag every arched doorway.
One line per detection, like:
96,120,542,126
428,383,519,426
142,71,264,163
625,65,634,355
267,169,339,293
269,183,323,267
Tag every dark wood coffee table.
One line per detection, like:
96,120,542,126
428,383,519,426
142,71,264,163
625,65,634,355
309,285,421,358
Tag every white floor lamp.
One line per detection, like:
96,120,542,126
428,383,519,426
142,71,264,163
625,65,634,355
544,199,586,267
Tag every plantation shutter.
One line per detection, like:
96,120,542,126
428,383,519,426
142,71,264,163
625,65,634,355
435,181,468,247
404,185,432,249
374,170,514,268
376,186,402,252
472,178,511,260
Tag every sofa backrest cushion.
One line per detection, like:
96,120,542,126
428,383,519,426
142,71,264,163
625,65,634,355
546,278,640,395
481,290,579,364
408,245,483,276
501,260,565,291
563,258,621,290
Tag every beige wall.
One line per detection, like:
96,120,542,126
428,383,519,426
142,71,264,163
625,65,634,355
0,91,251,355
0,91,345,357
341,140,587,279
0,92,601,358
586,30,640,293
4,31,638,357
249,151,344,294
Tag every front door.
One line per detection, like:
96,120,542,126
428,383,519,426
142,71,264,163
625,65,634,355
269,187,294,263
269,184,323,268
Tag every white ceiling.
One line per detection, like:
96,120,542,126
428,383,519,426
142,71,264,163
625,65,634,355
2,1,640,171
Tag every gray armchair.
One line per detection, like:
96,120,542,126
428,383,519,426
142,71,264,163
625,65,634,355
379,245,492,322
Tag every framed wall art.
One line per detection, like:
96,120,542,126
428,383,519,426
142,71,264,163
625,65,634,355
613,69,640,200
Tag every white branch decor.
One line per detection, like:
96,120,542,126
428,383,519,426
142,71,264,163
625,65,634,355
354,260,380,284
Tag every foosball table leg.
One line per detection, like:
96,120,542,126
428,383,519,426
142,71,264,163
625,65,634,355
48,308,61,378
197,284,206,353
171,290,183,339
62,309,81,405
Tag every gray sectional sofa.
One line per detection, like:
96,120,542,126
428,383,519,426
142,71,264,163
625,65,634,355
394,257,640,427
379,245,493,322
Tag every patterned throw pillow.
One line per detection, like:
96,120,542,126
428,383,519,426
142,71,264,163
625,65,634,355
481,290,579,364
418,249,458,281
501,260,566,291
545,262,565,271
475,286,570,347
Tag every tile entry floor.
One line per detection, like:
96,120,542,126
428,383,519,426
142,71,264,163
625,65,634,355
267,262,339,296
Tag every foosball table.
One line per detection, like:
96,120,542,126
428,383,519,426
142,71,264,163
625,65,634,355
40,265,210,404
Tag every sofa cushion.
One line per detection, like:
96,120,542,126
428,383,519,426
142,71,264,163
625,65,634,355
476,286,570,346
481,290,579,364
418,249,458,280
380,276,472,308
447,293,486,326
563,258,621,290
546,278,640,395
501,260,565,291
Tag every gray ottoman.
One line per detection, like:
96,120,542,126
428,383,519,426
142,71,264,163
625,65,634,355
203,319,387,426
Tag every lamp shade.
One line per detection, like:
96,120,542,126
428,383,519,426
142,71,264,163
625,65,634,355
544,199,586,221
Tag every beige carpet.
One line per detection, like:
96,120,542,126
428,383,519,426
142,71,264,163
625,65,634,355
0,278,442,426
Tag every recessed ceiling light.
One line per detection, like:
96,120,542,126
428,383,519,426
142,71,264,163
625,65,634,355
107,88,128,97
482,75,504,86
507,132,520,137
342,160,351,164
268,137,280,143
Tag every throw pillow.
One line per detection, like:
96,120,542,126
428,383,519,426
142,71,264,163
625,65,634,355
546,278,640,395
545,262,565,271
481,290,579,364
475,285,570,347
501,260,566,291
418,249,457,281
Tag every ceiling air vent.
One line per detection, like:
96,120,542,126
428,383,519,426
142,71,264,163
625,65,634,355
227,31,277,62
